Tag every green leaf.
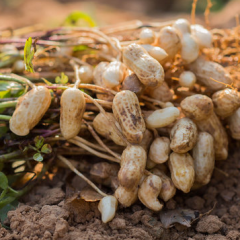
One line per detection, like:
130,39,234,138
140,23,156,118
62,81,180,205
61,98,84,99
34,136,44,149
0,200,18,224
33,153,43,162
0,172,8,190
24,37,35,73
41,144,52,154
73,45,89,52
64,11,96,27
0,81,24,98
55,72,68,84
0,90,11,99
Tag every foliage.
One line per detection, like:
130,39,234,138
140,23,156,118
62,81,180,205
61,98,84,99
64,11,96,27
24,37,35,73
55,72,68,84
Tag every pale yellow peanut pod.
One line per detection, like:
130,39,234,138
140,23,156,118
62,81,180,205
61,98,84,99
180,33,199,64
149,137,170,164
138,175,163,211
98,196,118,223
144,81,174,102
188,57,233,91
119,145,146,189
144,107,180,129
78,65,93,84
212,88,240,118
122,43,164,87
10,86,51,136
141,44,168,62
192,132,215,185
113,90,146,143
191,24,212,48
228,107,240,140
173,18,191,36
158,26,181,62
181,94,228,160
179,71,196,89
146,158,157,170
102,61,126,89
170,118,198,153
93,112,126,146
122,73,145,96
60,88,86,139
139,129,153,151
114,186,138,207
139,28,156,44
93,61,109,86
168,152,195,193
151,168,176,202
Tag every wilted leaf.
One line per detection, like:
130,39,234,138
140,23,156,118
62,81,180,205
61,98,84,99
64,11,96,27
80,187,103,202
0,172,8,190
34,136,44,149
41,144,52,154
24,37,35,73
160,208,199,228
55,72,68,84
33,153,43,162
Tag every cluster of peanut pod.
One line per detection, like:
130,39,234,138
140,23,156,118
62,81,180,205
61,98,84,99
7,18,240,224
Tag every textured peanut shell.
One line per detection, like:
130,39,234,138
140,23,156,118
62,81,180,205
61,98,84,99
10,86,51,136
168,152,195,193
60,88,85,139
122,43,164,87
113,90,146,144
118,145,146,190
170,118,198,153
212,88,240,118
139,129,153,151
138,175,163,211
228,107,240,140
114,186,138,207
122,73,145,96
188,57,233,91
192,132,215,185
149,137,170,164
151,168,176,202
93,112,126,146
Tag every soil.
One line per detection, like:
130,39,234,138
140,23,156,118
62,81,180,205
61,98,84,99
0,143,240,240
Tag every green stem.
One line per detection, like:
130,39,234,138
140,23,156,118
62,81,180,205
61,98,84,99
0,101,17,109
0,115,11,121
0,150,23,163
0,75,35,89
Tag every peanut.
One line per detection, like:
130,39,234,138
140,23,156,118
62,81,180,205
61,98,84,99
122,73,144,96
179,71,196,89
138,175,163,211
93,112,126,146
181,94,228,160
191,24,212,48
113,90,146,144
141,44,168,62
228,107,240,140
188,57,233,91
93,61,109,87
170,118,198,153
114,186,138,207
192,132,215,185
139,28,156,44
78,65,93,84
10,86,51,136
122,43,164,87
168,152,195,193
144,107,180,129
146,158,157,170
139,129,153,151
149,137,170,164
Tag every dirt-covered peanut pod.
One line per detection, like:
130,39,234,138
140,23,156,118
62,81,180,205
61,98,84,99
139,28,156,44
180,94,228,160
173,18,199,63
151,168,176,202
138,174,163,211
10,86,51,136
188,57,233,91
141,45,168,62
121,73,145,96
168,152,195,193
212,88,240,118
228,108,240,140
98,196,118,223
179,71,196,89
102,61,126,89
114,186,138,207
122,43,164,87
144,107,180,129
144,81,174,102
60,87,86,139
158,26,181,62
149,137,170,164
93,112,126,146
191,24,212,49
113,90,146,144
118,145,146,190
78,65,93,84
139,129,153,151
170,118,198,153
192,132,215,185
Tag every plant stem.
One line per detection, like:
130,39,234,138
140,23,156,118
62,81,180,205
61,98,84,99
0,150,23,163
0,115,11,121
0,74,35,89
0,101,17,109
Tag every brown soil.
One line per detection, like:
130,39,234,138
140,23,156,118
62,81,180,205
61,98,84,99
0,144,240,240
